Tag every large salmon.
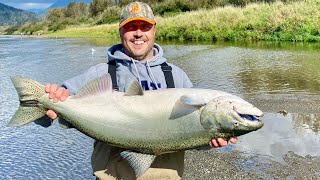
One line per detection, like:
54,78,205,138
8,74,263,176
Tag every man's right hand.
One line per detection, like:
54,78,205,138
45,84,70,119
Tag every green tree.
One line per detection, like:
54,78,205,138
66,2,88,18
46,8,66,22
19,21,44,34
89,0,114,17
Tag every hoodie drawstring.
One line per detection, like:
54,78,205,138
147,61,159,90
131,58,160,90
131,58,141,84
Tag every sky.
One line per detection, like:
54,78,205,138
0,0,56,10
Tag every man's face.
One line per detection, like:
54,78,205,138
120,20,156,61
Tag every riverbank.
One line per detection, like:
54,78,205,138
43,1,320,42
183,149,320,179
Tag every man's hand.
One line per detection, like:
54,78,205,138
45,84,70,119
209,137,238,148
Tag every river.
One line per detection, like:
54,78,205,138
0,36,319,179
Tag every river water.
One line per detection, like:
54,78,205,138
0,37,319,179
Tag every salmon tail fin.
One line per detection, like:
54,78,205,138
7,76,47,127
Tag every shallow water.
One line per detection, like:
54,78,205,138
0,36,319,179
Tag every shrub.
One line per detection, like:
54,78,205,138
48,18,75,32
4,26,19,35
19,21,45,34
95,6,121,25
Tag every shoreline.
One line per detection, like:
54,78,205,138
40,1,320,42
2,1,320,42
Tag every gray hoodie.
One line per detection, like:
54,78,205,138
63,43,192,94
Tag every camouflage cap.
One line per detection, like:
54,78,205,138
119,1,156,28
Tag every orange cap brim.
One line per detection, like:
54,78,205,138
119,17,156,28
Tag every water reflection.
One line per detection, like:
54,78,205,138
235,50,320,95
291,113,320,135
236,112,320,163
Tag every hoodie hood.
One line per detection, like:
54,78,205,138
106,43,171,91
107,43,167,66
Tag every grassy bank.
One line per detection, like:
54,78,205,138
45,24,118,38
0,26,10,34
45,1,320,42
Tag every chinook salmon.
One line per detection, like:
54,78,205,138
8,74,263,177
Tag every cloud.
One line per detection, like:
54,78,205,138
0,1,56,10
4,3,53,10
0,0,55,3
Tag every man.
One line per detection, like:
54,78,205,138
41,2,237,179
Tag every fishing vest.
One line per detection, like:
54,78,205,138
107,61,175,90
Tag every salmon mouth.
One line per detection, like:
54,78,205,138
239,114,261,122
236,113,264,131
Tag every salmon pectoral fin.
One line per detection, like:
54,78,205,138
120,150,156,177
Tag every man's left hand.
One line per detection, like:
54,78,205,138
209,137,238,148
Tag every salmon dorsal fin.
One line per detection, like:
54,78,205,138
74,74,112,98
125,81,144,96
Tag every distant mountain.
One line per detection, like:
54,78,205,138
47,0,92,9
0,3,42,26
27,8,46,15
